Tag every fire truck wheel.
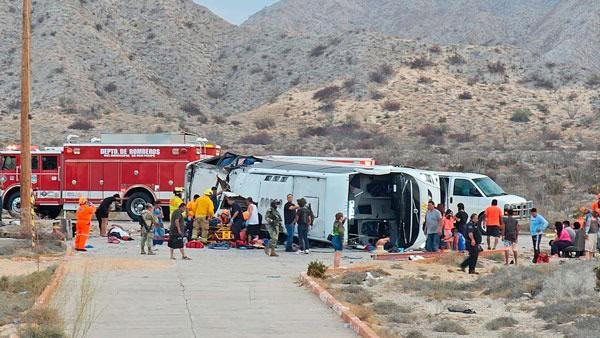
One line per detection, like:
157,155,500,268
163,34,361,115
125,191,153,221
6,191,21,218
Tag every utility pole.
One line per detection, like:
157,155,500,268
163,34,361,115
20,0,33,239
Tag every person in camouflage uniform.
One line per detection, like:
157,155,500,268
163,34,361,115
264,200,283,257
140,203,157,255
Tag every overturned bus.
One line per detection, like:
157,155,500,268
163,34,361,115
185,153,440,249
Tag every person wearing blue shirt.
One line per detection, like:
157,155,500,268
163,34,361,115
530,208,549,263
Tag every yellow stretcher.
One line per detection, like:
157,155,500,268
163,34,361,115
208,223,234,242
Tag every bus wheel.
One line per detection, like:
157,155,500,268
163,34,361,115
125,191,153,221
6,191,21,218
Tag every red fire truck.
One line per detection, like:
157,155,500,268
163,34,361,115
0,133,220,220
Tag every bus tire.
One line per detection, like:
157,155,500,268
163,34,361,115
125,191,153,221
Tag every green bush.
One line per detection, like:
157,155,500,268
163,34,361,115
510,109,531,122
307,260,328,278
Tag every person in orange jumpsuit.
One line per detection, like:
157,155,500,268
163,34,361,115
74,197,97,252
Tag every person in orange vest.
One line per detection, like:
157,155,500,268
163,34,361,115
592,194,600,215
74,197,97,252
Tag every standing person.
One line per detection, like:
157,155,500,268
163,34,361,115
74,197,97,252
95,194,120,237
210,186,219,210
152,201,165,246
168,203,191,260
423,201,442,252
592,194,600,215
246,197,260,242
550,222,573,256
140,203,156,255
192,189,214,242
483,199,503,250
460,214,482,274
530,208,549,263
295,198,312,254
502,209,519,265
264,201,283,257
283,194,298,252
331,212,346,268
585,211,599,259
186,194,199,240
455,203,469,238
169,188,184,219
227,196,244,241
574,222,585,257
441,209,455,250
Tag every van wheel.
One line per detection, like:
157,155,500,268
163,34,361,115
126,192,153,221
477,211,486,234
6,191,21,218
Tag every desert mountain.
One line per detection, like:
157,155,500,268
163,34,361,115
245,0,600,72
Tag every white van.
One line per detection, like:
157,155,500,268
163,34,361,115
435,172,533,219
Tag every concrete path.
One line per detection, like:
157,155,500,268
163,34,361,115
55,233,368,338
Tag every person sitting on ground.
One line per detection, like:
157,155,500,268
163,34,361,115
563,221,576,244
550,222,573,257
502,209,519,265
441,209,455,250
574,222,585,257
585,211,599,259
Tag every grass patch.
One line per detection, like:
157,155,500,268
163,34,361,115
433,320,468,335
388,312,417,324
485,316,518,330
536,297,600,324
19,307,65,337
335,271,366,285
485,253,506,262
0,266,57,326
372,301,411,315
339,285,373,304
477,265,556,299
396,276,471,300
404,330,425,338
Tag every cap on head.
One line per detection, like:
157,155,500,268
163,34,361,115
204,189,212,196
174,187,183,194
78,196,87,205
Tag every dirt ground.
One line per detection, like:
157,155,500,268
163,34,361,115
321,250,600,338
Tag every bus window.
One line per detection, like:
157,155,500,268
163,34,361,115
1,156,16,170
42,156,58,170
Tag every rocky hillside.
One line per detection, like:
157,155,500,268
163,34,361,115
245,0,600,73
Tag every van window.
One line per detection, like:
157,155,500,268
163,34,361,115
453,179,480,197
1,156,16,170
31,156,39,170
42,156,58,170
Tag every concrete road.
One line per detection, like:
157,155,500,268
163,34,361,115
55,230,368,338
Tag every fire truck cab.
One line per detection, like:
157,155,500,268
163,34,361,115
0,133,220,220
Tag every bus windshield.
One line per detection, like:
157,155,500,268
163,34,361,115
473,177,506,197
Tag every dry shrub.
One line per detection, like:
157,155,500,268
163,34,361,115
68,119,94,130
449,133,474,143
458,91,473,100
213,115,227,124
339,285,373,304
310,44,327,57
369,64,395,84
478,265,556,299
388,312,417,324
395,277,471,300
510,108,531,122
312,85,340,101
485,317,518,330
335,271,366,285
206,87,224,99
447,53,466,65
536,298,600,324
417,76,432,84
404,330,425,338
254,117,276,129
349,304,376,323
408,56,433,69
433,320,468,335
487,61,507,74
181,101,201,115
20,307,65,337
431,253,464,266
238,132,272,145
382,100,400,111
429,45,442,53
372,301,410,315
539,261,596,300
417,124,446,145
307,260,328,278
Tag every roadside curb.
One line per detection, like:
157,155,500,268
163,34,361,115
300,272,380,338
33,245,71,309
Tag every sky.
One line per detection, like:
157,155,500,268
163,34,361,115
193,0,280,25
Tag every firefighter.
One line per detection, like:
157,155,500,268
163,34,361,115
74,197,97,252
193,189,214,242
170,188,184,218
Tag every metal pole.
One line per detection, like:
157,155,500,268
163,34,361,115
20,0,33,239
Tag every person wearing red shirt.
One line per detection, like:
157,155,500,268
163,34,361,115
484,199,504,250
592,194,600,215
